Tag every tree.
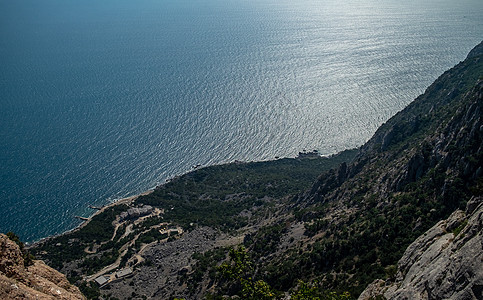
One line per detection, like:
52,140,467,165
218,246,276,299
290,280,351,300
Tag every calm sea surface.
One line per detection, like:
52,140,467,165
0,0,482,242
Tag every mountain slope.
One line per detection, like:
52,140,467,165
259,41,483,296
359,196,483,300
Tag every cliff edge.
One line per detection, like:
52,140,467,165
359,196,483,300
0,233,85,300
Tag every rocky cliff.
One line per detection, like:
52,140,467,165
308,43,483,207
359,196,483,300
0,233,85,299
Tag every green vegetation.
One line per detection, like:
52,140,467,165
452,219,468,237
78,281,100,300
216,246,278,299
243,222,287,258
30,204,128,271
133,216,163,231
291,280,351,300
188,248,226,288
210,246,351,300
134,150,357,231
266,169,475,296
134,228,168,248
79,250,118,275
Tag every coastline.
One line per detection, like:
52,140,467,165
27,163,207,246
28,162,216,246
26,158,274,246
27,151,326,247
28,189,155,247
79,189,155,228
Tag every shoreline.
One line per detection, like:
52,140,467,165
28,189,155,247
27,150,333,247
79,189,155,228
26,160,257,246
27,161,212,246
27,163,211,246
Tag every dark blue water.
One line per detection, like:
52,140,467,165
1,0,482,242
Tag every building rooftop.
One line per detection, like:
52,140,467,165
116,267,133,278
94,275,109,286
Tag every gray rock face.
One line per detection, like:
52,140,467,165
359,197,483,300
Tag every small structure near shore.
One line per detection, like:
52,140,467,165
119,205,154,221
94,275,109,287
115,267,133,279
297,149,320,158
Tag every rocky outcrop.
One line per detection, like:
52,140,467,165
0,233,85,300
0,234,25,280
359,197,483,300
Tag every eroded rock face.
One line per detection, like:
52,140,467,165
0,233,85,300
0,234,25,280
359,197,483,300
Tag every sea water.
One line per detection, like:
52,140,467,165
0,0,482,242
